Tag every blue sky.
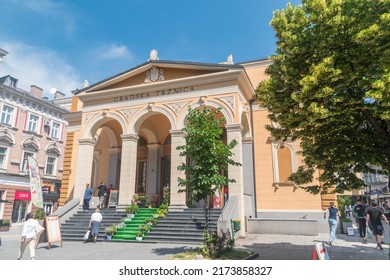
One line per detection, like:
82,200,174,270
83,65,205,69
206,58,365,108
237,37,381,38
0,0,301,96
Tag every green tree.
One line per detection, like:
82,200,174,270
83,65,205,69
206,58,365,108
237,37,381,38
177,107,241,231
257,0,390,194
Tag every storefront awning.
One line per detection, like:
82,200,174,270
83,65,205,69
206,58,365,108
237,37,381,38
14,191,31,200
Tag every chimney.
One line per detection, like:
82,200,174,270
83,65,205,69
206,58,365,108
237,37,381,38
30,85,43,98
54,90,65,99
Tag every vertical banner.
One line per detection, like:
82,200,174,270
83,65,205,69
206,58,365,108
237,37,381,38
28,156,43,208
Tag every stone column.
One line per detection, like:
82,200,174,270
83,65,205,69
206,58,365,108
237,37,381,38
226,124,245,234
108,147,121,187
118,134,138,205
169,129,187,210
146,144,160,199
74,138,95,205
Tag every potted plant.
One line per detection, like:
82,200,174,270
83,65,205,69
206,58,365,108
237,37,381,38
117,218,126,229
0,219,11,232
341,217,353,235
135,231,143,241
125,204,138,218
105,225,117,239
133,194,147,208
337,195,352,234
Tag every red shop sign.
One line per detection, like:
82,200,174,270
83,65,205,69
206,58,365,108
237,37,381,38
14,191,31,200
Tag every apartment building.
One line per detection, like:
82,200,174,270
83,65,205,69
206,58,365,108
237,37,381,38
0,75,68,224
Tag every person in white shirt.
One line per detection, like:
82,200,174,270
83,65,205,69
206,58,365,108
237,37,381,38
17,212,39,260
89,207,103,243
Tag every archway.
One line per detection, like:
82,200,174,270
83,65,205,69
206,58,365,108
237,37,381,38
133,112,172,206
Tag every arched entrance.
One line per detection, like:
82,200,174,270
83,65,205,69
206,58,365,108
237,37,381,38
134,112,172,206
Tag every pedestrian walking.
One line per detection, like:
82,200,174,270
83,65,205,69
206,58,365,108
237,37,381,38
324,201,340,245
88,207,103,243
105,184,114,208
83,183,93,210
97,182,107,208
365,201,389,250
353,199,366,237
17,212,42,260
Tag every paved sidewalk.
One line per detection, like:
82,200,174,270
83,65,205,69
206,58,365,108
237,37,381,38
1,225,389,260
235,232,390,260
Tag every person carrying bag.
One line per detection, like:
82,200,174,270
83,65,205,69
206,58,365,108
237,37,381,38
17,212,41,260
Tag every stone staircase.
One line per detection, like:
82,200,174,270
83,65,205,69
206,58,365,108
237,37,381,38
60,207,126,242
146,208,222,244
60,207,222,244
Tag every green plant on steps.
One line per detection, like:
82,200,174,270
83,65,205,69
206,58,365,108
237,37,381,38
2,219,10,225
105,225,117,235
125,204,139,214
133,194,147,208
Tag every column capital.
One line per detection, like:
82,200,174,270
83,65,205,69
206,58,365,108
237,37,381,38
121,133,139,142
242,136,253,144
78,138,95,146
147,143,160,150
225,124,243,133
170,129,185,137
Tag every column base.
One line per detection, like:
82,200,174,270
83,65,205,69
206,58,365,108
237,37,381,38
168,204,188,212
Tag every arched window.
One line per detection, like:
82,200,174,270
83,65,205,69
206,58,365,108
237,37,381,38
271,141,297,186
277,146,293,182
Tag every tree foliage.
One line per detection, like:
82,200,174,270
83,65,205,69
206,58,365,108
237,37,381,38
257,0,390,194
177,107,241,230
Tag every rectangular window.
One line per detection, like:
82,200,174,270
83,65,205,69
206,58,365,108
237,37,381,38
51,122,60,139
45,156,56,175
28,114,39,133
21,152,34,172
0,147,7,168
1,105,13,125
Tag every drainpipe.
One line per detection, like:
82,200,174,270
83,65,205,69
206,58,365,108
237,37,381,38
249,99,258,218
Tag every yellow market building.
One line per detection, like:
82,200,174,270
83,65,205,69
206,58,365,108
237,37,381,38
61,51,334,235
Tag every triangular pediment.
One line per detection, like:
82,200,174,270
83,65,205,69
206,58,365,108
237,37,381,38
82,61,242,94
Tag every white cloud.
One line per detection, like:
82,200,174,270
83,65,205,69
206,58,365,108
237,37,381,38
0,41,82,96
97,44,133,60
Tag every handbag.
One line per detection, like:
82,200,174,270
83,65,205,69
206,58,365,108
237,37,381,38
35,223,45,236
83,230,91,240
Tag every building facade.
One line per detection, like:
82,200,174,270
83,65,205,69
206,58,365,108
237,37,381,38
0,75,68,224
61,52,334,233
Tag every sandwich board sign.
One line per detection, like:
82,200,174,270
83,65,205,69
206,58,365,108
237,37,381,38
108,190,118,207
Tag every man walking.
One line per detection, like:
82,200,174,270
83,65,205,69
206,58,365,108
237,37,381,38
83,183,93,210
353,199,366,238
365,201,389,250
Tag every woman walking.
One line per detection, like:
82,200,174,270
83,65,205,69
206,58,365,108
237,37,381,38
89,207,103,243
324,202,340,245
17,212,40,260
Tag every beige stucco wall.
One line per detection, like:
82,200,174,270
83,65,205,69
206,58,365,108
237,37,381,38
252,108,323,211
